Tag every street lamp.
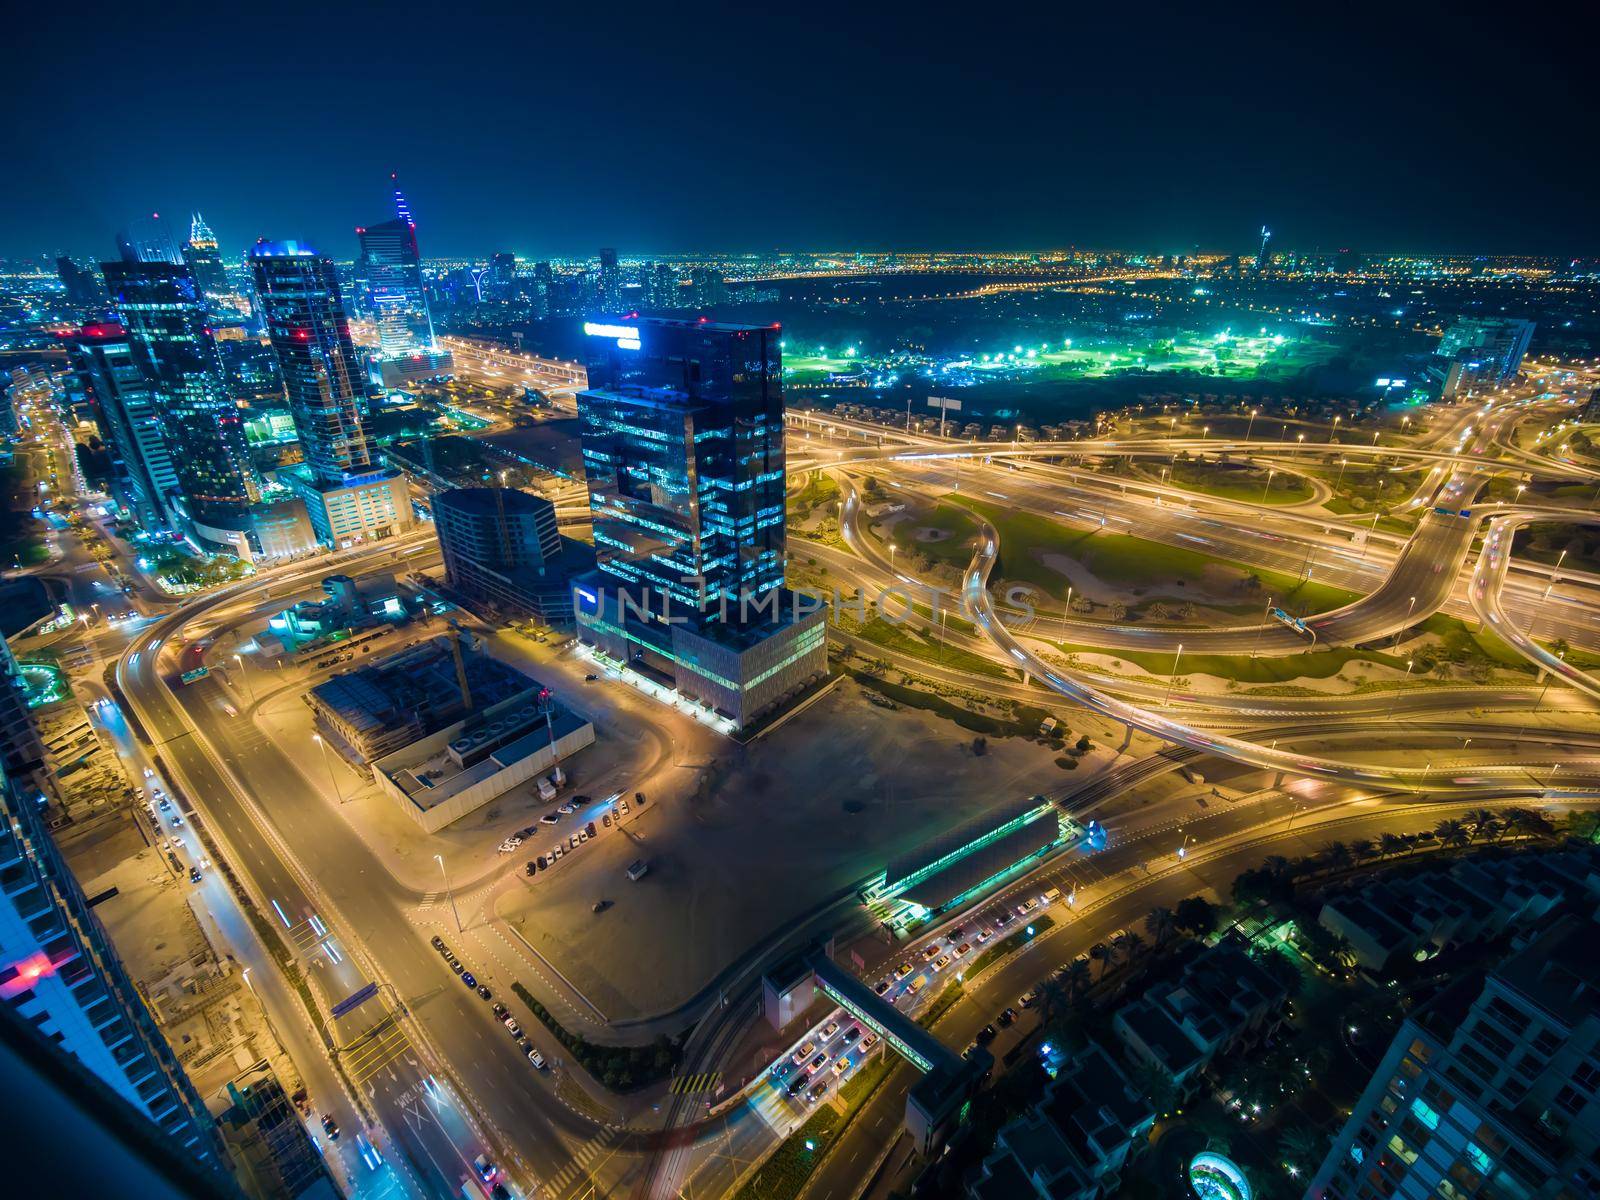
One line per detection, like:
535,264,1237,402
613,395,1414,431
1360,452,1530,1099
1259,468,1276,505
1162,643,1184,708
1246,408,1259,442
1385,660,1414,722
435,854,461,933
311,733,344,804
233,653,255,706
1392,595,1416,649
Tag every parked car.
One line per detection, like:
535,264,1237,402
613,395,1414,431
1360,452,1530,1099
492,1002,509,1019
526,1047,545,1069
320,1114,340,1140
462,972,477,989
431,935,445,951
477,985,492,1000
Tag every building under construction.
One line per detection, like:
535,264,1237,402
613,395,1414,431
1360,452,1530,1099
305,630,533,765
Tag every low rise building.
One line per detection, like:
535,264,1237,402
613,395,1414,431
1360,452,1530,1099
968,1041,1155,1200
306,632,531,765
1317,846,1598,973
1112,932,1287,1094
373,689,593,833
282,463,413,550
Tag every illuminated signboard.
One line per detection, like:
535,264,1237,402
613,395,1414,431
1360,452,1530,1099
582,322,641,350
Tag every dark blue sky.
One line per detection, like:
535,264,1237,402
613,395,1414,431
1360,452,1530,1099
3,1,1591,261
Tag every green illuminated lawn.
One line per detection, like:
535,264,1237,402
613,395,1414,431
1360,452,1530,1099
783,355,858,378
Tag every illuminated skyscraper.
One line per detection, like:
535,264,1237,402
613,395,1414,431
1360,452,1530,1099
597,247,622,312
66,322,182,531
357,175,432,357
249,242,370,483
102,261,260,539
251,240,413,547
571,317,824,727
180,213,233,310
115,213,182,266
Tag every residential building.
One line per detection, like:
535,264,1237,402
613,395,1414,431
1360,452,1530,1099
0,700,227,1176
433,487,587,625
570,317,826,728
1307,913,1600,1200
1436,317,1536,397
102,260,262,545
1112,932,1288,1093
1317,846,1596,973
969,1041,1156,1200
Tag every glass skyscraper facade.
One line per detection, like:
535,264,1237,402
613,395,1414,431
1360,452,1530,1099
572,318,824,729
66,322,182,531
356,177,433,358
579,317,786,614
102,261,260,528
249,241,372,486
180,213,233,311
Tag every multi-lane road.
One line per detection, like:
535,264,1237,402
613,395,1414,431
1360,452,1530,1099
33,344,1598,1200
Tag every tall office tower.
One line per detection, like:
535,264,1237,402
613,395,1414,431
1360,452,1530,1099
357,175,432,357
434,487,581,624
250,241,412,548
1307,914,1600,1199
0,655,227,1177
180,213,233,310
1435,317,1537,398
66,323,182,531
571,318,824,728
115,213,182,266
249,243,370,484
597,247,622,313
102,261,261,540
1256,225,1272,273
55,256,104,305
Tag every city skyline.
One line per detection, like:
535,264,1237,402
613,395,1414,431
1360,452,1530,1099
2,3,1596,260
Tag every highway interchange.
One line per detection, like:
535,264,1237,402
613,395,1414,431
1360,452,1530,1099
17,346,1600,1200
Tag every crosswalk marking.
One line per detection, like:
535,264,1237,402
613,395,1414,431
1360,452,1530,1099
546,1127,616,1195
418,892,439,910
670,1070,721,1096
342,1014,413,1084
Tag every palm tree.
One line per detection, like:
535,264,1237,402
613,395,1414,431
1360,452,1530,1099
1321,841,1352,873
1090,940,1117,979
1280,1125,1328,1173
1119,930,1146,961
1468,808,1498,841
1144,906,1176,947
1349,838,1376,864
1035,972,1072,1025
1062,958,1092,1001
1264,854,1292,878
1379,832,1406,859
1434,818,1469,849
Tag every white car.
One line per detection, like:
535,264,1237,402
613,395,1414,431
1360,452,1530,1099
526,1047,545,1069
143,767,155,778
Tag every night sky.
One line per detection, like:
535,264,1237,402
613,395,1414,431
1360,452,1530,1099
3,1,1591,261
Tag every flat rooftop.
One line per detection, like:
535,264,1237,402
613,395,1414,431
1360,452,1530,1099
386,703,590,811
